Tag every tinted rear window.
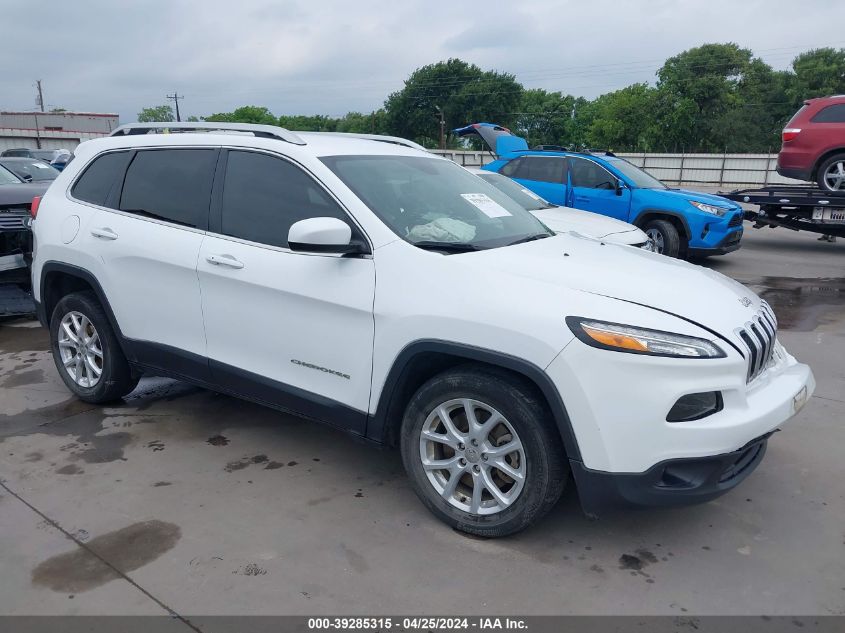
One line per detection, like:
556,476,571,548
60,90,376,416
811,103,845,123
119,149,217,228
71,151,131,206
501,156,566,183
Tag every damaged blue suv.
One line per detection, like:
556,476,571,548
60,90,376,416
456,123,744,259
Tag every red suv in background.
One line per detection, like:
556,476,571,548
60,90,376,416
778,95,845,191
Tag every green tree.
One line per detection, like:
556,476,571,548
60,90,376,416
277,114,339,131
205,105,277,125
513,89,580,148
653,43,755,151
384,58,523,148
586,84,658,151
137,105,174,122
788,47,845,103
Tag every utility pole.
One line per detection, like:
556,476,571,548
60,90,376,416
36,80,45,112
166,92,183,122
435,106,445,150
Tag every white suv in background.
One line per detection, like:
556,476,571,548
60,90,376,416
30,123,814,536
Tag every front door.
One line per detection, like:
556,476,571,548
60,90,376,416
197,149,375,434
567,156,632,221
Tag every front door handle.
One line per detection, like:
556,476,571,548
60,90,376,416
206,254,244,269
91,227,118,240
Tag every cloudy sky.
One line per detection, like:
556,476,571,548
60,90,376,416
4,0,842,121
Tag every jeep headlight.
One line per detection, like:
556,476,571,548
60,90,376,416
566,317,726,358
689,200,728,217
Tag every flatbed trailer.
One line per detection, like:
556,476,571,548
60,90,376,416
720,186,845,238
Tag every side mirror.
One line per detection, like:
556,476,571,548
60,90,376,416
615,179,626,196
22,174,33,182
288,217,368,255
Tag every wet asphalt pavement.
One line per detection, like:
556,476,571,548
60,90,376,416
0,226,843,619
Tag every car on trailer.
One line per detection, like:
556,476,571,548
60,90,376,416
777,95,845,191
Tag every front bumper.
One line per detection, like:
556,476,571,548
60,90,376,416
548,336,815,475
688,227,743,257
571,433,770,517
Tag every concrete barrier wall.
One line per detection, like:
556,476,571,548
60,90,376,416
433,150,806,189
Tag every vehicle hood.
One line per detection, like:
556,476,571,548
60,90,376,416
461,234,762,341
0,181,50,208
531,206,646,243
648,187,742,211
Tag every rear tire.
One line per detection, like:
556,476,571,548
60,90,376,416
644,218,683,258
816,153,845,191
400,366,567,537
50,292,139,403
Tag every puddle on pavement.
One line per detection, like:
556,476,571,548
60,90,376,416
744,277,845,332
31,520,181,593
0,321,49,355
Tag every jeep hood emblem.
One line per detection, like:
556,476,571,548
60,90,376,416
739,297,752,307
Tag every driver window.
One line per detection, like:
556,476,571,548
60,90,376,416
221,150,349,248
569,158,616,190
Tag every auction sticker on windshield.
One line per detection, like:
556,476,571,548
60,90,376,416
461,193,511,218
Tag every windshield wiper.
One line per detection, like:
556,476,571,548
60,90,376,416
507,232,553,246
413,241,481,253
122,208,195,228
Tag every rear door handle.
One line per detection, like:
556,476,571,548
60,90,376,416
206,254,244,269
91,227,118,240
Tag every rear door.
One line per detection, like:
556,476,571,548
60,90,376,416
567,156,632,221
500,156,568,204
197,149,375,433
82,147,217,376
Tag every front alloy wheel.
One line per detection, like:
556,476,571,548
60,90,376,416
401,367,567,537
420,398,526,515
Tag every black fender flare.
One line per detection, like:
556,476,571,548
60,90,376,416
366,339,582,462
633,209,692,241
38,261,130,356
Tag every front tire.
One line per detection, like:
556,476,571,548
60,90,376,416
50,292,139,403
644,218,683,258
816,153,845,191
400,366,567,537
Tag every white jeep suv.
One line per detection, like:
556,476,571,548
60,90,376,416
30,123,815,536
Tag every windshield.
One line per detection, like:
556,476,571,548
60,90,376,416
2,159,59,181
0,164,23,185
322,155,552,249
476,171,553,211
608,159,666,189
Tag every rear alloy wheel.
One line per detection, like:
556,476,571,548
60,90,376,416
817,153,845,191
401,366,567,537
50,292,139,403
644,218,682,258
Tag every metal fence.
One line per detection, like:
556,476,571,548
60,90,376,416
432,150,805,188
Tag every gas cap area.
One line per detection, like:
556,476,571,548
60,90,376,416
60,215,81,244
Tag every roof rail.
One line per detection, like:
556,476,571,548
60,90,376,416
109,122,306,145
301,132,428,151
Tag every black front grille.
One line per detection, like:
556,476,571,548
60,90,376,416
728,212,743,227
736,300,778,383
